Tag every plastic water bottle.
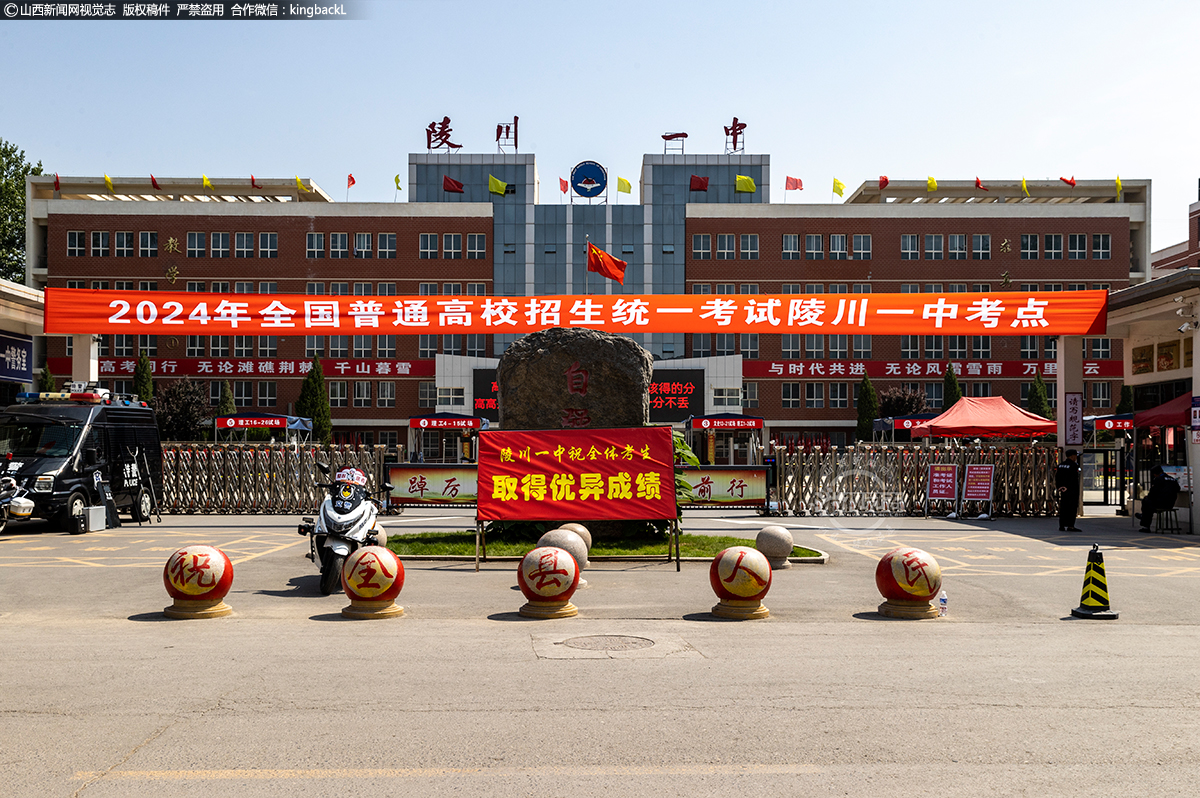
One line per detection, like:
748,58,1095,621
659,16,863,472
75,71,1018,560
937,590,948,617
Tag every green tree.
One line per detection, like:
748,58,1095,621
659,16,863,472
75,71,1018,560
1115,384,1133,416
856,374,879,441
217,380,236,418
943,366,963,412
1028,372,1051,420
1,138,44,284
36,363,54,392
295,356,331,445
133,350,154,403
154,378,210,441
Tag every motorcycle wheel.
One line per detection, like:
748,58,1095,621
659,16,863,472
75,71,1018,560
319,554,345,596
0,510,7,534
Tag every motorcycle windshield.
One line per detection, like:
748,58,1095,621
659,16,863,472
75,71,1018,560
330,482,366,515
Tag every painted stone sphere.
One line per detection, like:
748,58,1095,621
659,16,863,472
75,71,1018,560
341,546,405,603
709,546,773,603
538,529,589,569
557,523,592,550
875,547,942,602
517,546,580,603
163,545,234,602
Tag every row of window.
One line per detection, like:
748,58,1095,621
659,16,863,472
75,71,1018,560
65,231,489,261
690,233,1115,261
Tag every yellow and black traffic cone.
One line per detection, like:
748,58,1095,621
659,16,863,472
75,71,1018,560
1070,543,1119,620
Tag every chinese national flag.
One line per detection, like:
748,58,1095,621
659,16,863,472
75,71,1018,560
443,175,464,193
347,174,356,189
150,174,161,191
689,175,709,191
251,175,262,189
975,176,988,191
785,176,802,191
53,173,59,191
1060,176,1076,187
879,175,889,190
559,178,568,193
587,243,627,284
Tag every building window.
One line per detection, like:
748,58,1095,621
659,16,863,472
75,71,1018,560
924,335,943,359
1020,336,1038,359
113,231,133,257
739,234,759,260
948,336,967,359
139,231,157,257
692,233,711,260
258,382,277,407
805,383,824,408
374,232,396,259
782,234,800,260
825,234,846,260
1092,382,1111,408
740,284,759,295
211,336,230,357
782,383,802,408
926,383,944,409
305,283,325,297
1067,282,1086,292
742,382,759,408
946,234,967,260
379,283,398,296
715,283,735,295
353,335,372,358
1093,233,1111,259
830,382,848,408
466,233,486,259
1044,234,1063,260
419,335,437,358
691,333,711,358
715,333,736,357
328,282,349,296
329,381,348,408
113,335,135,357
233,381,253,408
804,334,824,359
186,336,204,357
419,282,438,296
804,283,824,294
852,234,871,260
67,231,85,256
901,335,919,359
353,282,373,297
465,282,486,296
306,232,325,258
466,334,486,358
443,334,462,355
259,232,277,258
91,231,110,257
437,387,465,407
716,234,735,260
330,233,349,259
740,333,758,359
415,382,438,409
924,234,943,260
235,232,254,258
852,335,871,359
420,234,439,259
805,234,824,260
1044,336,1058,361
924,283,942,294
258,336,277,357
329,335,349,357
115,280,134,291
443,283,462,296
969,382,992,398
898,234,918,260
1044,283,1062,292
234,281,254,294
972,336,992,359
137,335,157,356
377,382,396,408
971,233,990,260
1068,234,1087,259
1092,338,1111,359
138,280,157,292
182,230,201,255
1020,234,1038,259
234,336,253,357
305,336,323,357
353,233,372,259
370,335,394,358
782,334,801,359
828,334,848,359
713,388,740,407
443,233,462,260
353,381,372,407
93,280,110,290
259,282,276,295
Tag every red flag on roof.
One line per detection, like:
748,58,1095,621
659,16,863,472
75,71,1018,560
689,175,709,191
785,176,802,191
347,174,356,189
975,176,988,191
587,242,627,284
879,175,889,190
443,175,464,193
1060,176,1076,187
251,175,262,189
150,174,162,190
559,178,568,193
53,173,60,191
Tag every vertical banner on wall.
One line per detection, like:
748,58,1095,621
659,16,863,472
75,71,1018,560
1065,392,1084,447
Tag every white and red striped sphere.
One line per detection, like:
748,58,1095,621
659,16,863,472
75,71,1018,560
517,546,580,603
875,547,942,602
709,546,772,602
163,545,233,602
341,546,405,602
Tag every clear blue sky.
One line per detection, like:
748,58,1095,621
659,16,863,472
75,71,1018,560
3,0,1197,249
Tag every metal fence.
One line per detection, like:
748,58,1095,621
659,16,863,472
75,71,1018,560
776,444,1061,517
160,444,387,514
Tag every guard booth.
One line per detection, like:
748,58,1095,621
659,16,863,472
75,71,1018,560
408,413,485,463
213,412,312,444
1083,413,1132,507
685,413,764,465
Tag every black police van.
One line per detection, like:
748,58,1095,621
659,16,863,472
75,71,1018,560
0,384,162,531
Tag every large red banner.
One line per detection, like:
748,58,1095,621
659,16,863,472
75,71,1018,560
44,288,1108,336
477,427,677,521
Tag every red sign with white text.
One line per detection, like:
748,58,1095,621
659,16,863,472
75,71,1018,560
216,416,285,429
44,288,1108,336
410,417,481,429
1094,418,1133,430
927,464,959,501
691,417,764,429
476,427,676,521
962,464,995,502
741,359,1121,380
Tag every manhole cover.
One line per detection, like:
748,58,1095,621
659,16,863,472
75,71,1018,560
561,635,655,652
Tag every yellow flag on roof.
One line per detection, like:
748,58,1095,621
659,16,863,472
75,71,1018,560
295,176,310,193
1020,177,1030,197
617,177,632,194
488,174,508,195
735,175,756,193
832,178,846,197
394,174,402,191
103,174,114,193
202,174,213,191
1115,175,1123,200
926,176,938,192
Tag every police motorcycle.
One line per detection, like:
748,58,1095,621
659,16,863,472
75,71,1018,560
0,475,35,534
298,463,394,595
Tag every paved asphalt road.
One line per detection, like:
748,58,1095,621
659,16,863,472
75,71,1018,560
3,508,1200,797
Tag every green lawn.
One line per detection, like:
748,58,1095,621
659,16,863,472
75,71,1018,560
385,531,821,559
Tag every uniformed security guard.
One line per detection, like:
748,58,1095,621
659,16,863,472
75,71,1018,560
1055,449,1082,532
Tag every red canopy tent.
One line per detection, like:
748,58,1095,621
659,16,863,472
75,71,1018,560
1133,392,1191,427
910,396,1056,438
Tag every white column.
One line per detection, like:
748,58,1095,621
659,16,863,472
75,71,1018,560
70,334,97,384
1056,335,1084,447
